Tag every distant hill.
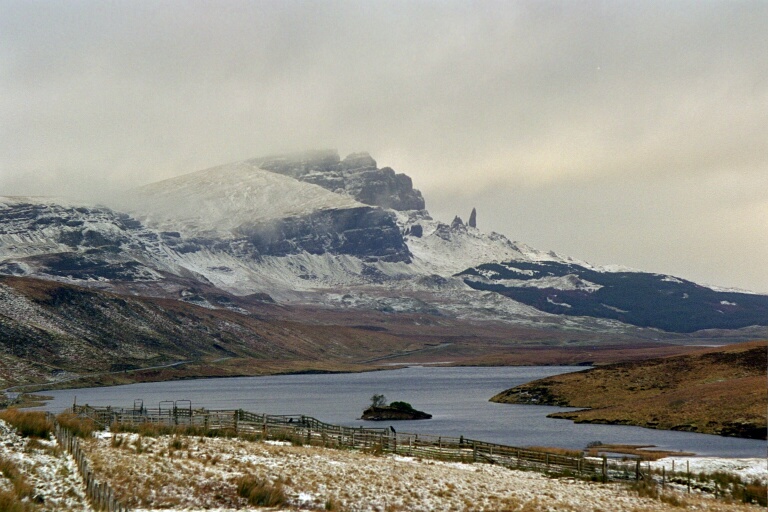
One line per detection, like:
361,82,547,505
458,260,768,333
490,341,767,439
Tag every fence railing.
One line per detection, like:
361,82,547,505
69,403,643,481
50,413,129,512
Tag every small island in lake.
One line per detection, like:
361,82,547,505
361,395,432,421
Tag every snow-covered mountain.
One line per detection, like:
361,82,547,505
1,150,767,336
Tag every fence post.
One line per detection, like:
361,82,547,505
635,459,641,480
602,456,607,482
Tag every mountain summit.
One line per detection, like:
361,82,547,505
1,151,767,337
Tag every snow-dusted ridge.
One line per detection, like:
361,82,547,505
111,160,364,238
1,151,766,335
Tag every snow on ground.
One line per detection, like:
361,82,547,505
651,457,768,485
0,419,92,511
80,431,762,512
114,161,363,238
1,418,765,511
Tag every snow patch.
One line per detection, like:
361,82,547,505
111,161,364,238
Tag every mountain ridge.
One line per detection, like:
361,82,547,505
1,150,766,346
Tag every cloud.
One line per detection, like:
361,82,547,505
1,0,766,291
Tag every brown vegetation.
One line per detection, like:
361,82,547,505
583,444,693,461
1,275,714,393
491,341,767,439
80,431,762,511
54,412,96,438
0,410,52,439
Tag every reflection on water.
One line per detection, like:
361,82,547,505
40,366,763,458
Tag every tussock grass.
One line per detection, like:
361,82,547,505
0,410,52,439
739,481,768,507
55,412,95,438
236,475,287,507
110,421,238,439
0,456,35,506
0,490,38,512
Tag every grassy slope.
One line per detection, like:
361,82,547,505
490,341,767,439
3,275,703,392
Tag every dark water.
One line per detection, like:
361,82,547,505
40,366,764,458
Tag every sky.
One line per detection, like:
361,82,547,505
1,0,767,293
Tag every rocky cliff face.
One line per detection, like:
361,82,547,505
0,197,171,282
237,207,410,263
257,150,426,211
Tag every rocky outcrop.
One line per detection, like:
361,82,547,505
257,151,426,211
236,207,411,263
0,199,167,282
361,406,432,421
468,208,477,228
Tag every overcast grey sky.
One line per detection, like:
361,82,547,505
2,1,767,292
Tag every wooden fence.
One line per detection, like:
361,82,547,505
50,413,129,512
69,403,641,482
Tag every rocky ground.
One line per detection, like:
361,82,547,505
1,418,765,511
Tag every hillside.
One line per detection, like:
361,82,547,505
459,261,768,333
0,275,443,390
4,275,701,392
490,341,768,439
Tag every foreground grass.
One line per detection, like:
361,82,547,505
0,410,52,439
77,427,763,511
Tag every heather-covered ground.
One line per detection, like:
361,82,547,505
492,341,768,439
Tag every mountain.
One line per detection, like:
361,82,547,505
458,260,768,333
1,150,767,388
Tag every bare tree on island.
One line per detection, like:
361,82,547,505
370,394,387,408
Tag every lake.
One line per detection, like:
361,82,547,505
40,365,764,458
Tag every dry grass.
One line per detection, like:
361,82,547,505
584,444,693,461
236,475,288,507
492,341,767,438
0,410,52,439
0,455,35,509
77,431,764,512
54,412,96,438
524,446,583,458
0,490,38,512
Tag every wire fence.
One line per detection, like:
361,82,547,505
70,401,642,481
